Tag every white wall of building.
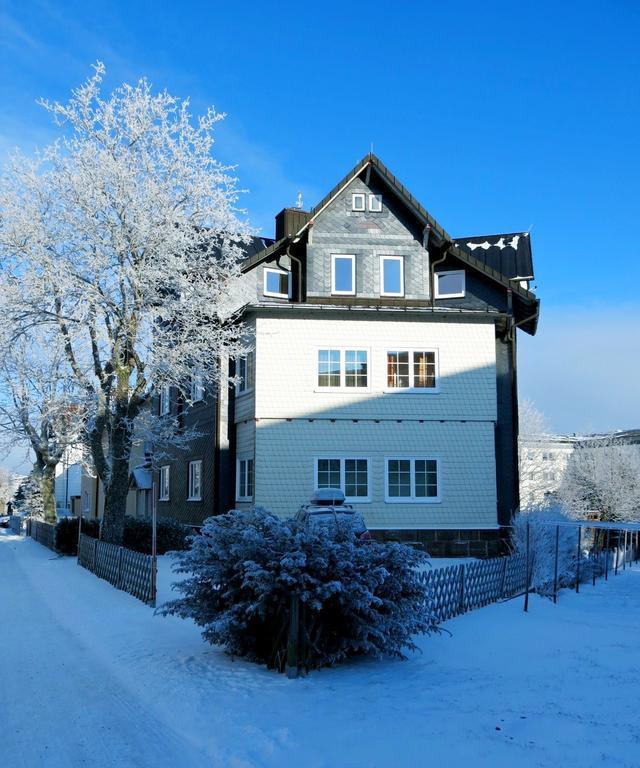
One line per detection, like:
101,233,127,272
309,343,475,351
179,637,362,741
236,312,499,529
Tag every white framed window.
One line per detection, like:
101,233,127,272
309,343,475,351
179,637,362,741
159,465,170,501
435,270,465,299
317,348,368,390
315,457,371,502
236,457,254,502
237,352,255,395
385,350,438,391
331,254,356,296
542,452,555,462
190,371,205,402
385,457,440,503
351,192,366,211
159,385,170,416
263,267,291,299
188,460,202,501
380,255,404,297
368,193,382,212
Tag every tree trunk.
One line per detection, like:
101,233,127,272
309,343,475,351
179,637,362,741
101,455,131,544
100,408,133,545
41,465,57,524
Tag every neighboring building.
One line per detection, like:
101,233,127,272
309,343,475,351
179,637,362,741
519,429,640,509
518,435,577,508
154,153,540,556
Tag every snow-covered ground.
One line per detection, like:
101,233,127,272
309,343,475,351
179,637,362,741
1,530,639,768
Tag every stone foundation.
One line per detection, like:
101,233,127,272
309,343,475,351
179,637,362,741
370,528,511,559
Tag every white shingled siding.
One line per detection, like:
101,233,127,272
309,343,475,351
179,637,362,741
249,313,498,529
254,419,497,528
254,314,497,421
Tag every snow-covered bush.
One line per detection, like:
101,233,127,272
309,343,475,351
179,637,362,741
161,508,437,672
511,507,592,596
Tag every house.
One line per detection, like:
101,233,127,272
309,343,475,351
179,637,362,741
153,153,540,557
519,429,640,510
519,434,578,509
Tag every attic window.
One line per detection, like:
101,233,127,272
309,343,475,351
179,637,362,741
331,254,356,295
263,267,291,299
368,194,382,212
351,193,366,212
435,270,465,299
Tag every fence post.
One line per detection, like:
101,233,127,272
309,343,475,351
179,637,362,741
592,529,598,587
575,526,581,593
93,538,98,572
524,519,530,613
151,482,158,608
286,593,300,679
605,528,610,580
500,556,508,598
76,515,82,564
459,565,465,614
117,546,123,589
553,525,559,604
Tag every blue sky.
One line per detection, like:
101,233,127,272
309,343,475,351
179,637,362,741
1,0,639,470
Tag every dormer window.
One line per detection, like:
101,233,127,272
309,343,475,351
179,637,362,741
331,254,356,296
263,267,291,299
351,193,366,211
368,194,382,212
435,270,465,299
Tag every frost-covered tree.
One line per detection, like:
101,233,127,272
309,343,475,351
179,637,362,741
0,326,85,522
0,64,251,543
557,436,640,523
0,469,16,514
161,508,438,672
519,398,550,438
511,508,586,595
11,473,44,520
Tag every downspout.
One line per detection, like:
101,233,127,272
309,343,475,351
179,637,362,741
286,246,303,303
429,235,449,310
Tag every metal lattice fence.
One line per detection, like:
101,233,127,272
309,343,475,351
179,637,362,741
77,533,156,605
419,553,527,624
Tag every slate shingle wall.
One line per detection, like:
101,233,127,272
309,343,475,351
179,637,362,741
254,419,497,529
307,176,428,300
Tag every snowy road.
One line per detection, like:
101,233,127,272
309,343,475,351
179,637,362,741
0,533,211,768
2,530,640,768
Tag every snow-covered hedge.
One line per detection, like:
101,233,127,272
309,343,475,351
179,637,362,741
511,508,593,596
161,508,437,672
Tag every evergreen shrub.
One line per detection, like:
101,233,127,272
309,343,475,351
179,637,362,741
161,507,437,672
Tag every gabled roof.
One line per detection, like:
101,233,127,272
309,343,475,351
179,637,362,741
239,152,540,331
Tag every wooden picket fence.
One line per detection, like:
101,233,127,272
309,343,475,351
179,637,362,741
29,520,57,552
418,553,527,624
77,533,156,606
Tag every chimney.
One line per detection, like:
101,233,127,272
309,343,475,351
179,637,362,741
275,208,310,241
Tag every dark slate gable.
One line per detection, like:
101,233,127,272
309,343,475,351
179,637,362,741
454,233,534,281
237,152,540,334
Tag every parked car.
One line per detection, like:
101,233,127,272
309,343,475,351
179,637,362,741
0,515,10,528
294,489,371,541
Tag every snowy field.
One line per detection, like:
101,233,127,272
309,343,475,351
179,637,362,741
1,531,639,768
